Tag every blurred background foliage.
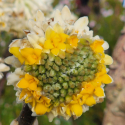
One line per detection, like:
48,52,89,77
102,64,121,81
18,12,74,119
0,0,124,125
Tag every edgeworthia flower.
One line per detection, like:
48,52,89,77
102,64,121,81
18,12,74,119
0,0,53,37
0,58,10,80
6,6,113,122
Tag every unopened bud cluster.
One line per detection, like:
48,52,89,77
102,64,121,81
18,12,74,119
23,44,99,106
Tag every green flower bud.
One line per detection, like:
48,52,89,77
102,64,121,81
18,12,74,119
47,59,53,66
38,75,43,80
78,70,85,76
68,88,73,96
60,89,67,97
65,95,72,103
58,77,64,83
62,74,69,81
49,95,55,100
85,69,91,75
70,76,76,81
38,81,43,86
77,76,84,82
74,88,80,94
72,54,78,62
30,70,39,77
48,78,53,83
69,81,75,88
75,62,80,67
46,71,50,77
71,69,78,76
55,56,62,66
50,69,56,77
91,63,98,69
43,78,48,83
49,53,55,61
43,84,52,92
83,76,90,82
53,64,59,71
53,76,58,82
77,56,83,63
39,65,45,74
69,61,75,66
60,65,66,73
45,63,51,70
63,59,69,66
41,53,48,59
53,83,61,90
24,65,32,72
59,97,64,103
65,53,72,60
53,100,59,107
32,64,38,70
62,82,68,89
75,81,82,88
41,59,45,65
42,74,46,79
74,48,80,55
53,91,60,98
50,87,54,94
88,75,95,80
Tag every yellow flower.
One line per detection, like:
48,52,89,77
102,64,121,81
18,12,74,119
9,47,42,65
19,87,51,115
77,83,104,106
65,96,83,117
90,40,113,65
43,24,68,56
90,39,104,54
67,35,79,48
17,74,39,90
20,48,42,65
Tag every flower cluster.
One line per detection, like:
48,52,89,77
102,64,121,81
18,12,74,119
6,6,113,121
0,58,10,80
0,0,53,37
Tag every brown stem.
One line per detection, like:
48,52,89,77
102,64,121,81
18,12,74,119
103,29,125,125
16,104,36,125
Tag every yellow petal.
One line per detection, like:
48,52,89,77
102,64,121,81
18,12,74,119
17,78,29,88
53,23,64,33
104,54,113,65
57,43,66,51
81,83,94,94
45,27,53,40
25,74,33,81
51,48,59,56
29,83,37,90
33,49,42,57
66,106,71,116
20,48,34,57
71,104,83,116
81,94,89,105
90,40,104,53
26,55,36,65
100,74,113,84
85,96,96,106
60,33,68,43
44,40,54,49
58,50,65,59
66,44,74,54
9,47,25,64
25,96,33,103
0,22,6,27
35,103,48,115
94,87,104,97
19,89,26,99
68,35,78,48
